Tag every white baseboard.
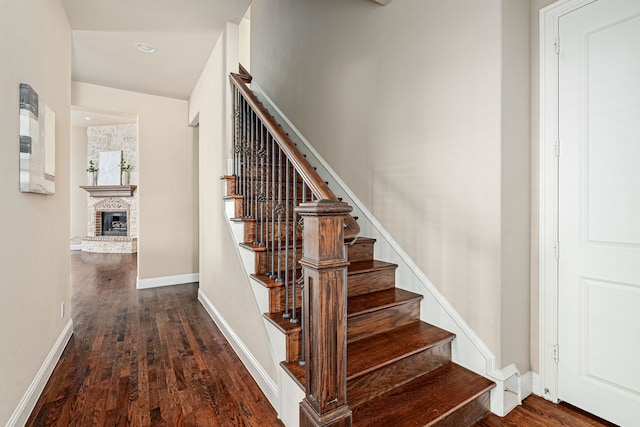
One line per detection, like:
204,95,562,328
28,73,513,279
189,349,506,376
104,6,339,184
136,273,199,289
531,372,543,396
70,244,82,251
197,289,279,408
6,319,74,427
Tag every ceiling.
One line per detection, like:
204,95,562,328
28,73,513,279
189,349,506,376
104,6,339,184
62,0,251,100
71,108,137,128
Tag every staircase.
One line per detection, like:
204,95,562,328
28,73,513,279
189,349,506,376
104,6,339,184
224,71,495,426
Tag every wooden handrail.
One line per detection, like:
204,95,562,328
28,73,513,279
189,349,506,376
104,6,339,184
229,73,360,241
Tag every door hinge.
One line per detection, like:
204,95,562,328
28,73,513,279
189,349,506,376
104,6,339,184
553,343,560,363
555,37,560,54
554,139,560,157
554,242,560,260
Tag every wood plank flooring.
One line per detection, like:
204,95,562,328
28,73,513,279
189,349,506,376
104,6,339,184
474,395,619,427
27,252,283,426
25,252,619,426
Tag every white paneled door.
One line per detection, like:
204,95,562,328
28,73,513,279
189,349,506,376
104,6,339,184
558,0,640,425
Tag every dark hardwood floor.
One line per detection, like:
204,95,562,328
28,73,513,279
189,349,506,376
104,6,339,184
474,395,619,427
27,252,283,426
26,252,618,426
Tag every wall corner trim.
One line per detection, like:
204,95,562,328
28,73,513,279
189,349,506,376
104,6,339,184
136,273,200,289
197,289,279,407
6,319,74,427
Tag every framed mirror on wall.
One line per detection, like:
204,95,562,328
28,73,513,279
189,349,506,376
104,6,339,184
19,83,55,195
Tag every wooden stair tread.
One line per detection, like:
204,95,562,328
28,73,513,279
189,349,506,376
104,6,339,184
239,241,303,252
347,288,422,317
346,321,454,380
281,321,454,387
349,237,376,245
251,271,302,288
351,363,495,426
348,260,397,274
264,310,302,334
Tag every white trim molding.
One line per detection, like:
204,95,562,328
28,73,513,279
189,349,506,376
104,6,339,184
197,290,279,407
6,319,74,427
136,273,199,289
538,0,596,404
70,244,82,251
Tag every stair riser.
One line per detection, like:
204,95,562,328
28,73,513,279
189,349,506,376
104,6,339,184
243,220,302,244
253,247,302,275
235,199,305,218
347,241,374,263
347,342,452,408
433,390,490,427
348,269,396,297
269,285,303,314
285,331,302,363
347,300,421,343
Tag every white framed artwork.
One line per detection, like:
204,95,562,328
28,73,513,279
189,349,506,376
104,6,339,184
97,151,121,185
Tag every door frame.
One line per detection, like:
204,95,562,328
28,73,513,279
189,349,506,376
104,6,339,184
538,0,597,404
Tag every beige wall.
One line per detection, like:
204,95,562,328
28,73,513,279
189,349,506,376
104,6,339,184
70,126,88,244
251,0,532,371
189,23,278,382
0,0,71,424
71,82,199,280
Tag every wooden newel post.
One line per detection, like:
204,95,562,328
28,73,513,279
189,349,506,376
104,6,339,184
296,200,353,427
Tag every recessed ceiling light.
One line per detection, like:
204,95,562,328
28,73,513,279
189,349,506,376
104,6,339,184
136,43,156,54
84,116,92,121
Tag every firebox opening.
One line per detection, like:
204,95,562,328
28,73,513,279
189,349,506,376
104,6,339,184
101,211,127,236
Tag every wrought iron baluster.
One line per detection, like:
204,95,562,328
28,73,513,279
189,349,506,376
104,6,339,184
253,112,258,220
267,133,277,278
243,97,249,215
232,87,239,183
276,146,284,284
257,123,266,246
283,158,292,319
291,170,299,324
248,110,255,219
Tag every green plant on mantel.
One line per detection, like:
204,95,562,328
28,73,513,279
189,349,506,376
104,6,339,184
86,160,98,172
119,160,131,172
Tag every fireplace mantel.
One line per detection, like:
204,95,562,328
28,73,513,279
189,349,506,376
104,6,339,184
80,185,137,197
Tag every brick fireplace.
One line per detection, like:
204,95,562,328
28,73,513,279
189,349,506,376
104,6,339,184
82,197,137,253
81,124,138,253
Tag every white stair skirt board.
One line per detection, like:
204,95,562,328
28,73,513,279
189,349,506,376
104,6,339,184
6,319,74,427
250,82,525,416
136,273,200,290
197,290,279,409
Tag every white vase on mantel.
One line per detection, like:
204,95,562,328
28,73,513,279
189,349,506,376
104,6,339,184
121,170,129,186
88,171,97,186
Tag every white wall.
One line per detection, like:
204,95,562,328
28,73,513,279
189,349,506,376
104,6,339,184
0,0,72,424
251,0,532,371
189,23,278,383
71,83,199,281
239,7,251,72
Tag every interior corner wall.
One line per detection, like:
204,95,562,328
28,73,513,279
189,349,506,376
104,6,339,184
189,23,278,383
0,0,71,424
71,82,199,280
499,0,532,374
70,126,88,244
251,0,511,364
